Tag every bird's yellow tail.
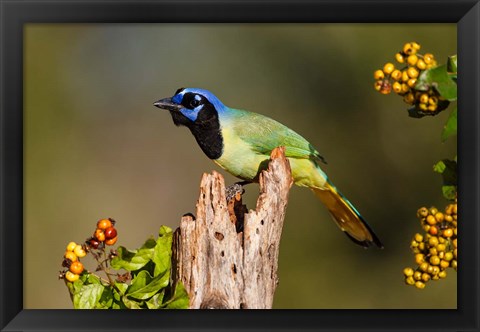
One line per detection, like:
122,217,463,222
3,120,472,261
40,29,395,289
312,183,383,248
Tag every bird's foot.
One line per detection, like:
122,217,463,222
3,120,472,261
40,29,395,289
225,183,245,202
225,181,250,233
225,181,251,202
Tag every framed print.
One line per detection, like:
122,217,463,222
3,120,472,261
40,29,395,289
1,0,479,331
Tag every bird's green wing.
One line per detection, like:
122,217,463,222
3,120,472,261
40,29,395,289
229,110,326,164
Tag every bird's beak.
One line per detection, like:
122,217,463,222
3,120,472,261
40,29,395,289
153,98,182,111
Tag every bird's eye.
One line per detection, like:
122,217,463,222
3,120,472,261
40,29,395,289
190,99,200,108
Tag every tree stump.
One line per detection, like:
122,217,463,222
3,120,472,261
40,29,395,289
171,147,293,309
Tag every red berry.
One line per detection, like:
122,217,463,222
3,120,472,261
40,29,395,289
104,227,117,240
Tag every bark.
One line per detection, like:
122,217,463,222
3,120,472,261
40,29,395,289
171,147,293,309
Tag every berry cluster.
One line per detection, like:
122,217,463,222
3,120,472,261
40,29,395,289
60,218,118,283
374,42,442,113
403,200,457,289
62,241,87,282
86,218,118,249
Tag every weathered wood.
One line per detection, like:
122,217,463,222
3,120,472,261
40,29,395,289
171,147,293,309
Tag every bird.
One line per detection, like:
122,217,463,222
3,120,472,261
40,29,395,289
154,88,383,248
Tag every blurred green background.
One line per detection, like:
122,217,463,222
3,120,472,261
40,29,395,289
24,24,457,309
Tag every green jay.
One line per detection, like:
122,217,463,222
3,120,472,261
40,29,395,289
154,88,382,248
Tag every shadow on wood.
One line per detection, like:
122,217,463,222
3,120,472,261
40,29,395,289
171,146,293,309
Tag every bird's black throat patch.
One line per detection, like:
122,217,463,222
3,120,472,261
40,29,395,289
169,98,223,160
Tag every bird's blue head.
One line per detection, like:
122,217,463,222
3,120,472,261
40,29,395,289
153,88,226,126
153,88,225,159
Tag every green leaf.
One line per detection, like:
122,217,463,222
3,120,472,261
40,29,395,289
433,159,457,200
111,237,156,271
441,107,457,141
96,287,114,309
122,296,143,309
114,282,129,296
442,185,457,201
447,55,457,73
416,65,457,101
153,226,173,277
73,284,105,309
126,270,169,300
162,282,189,309
146,290,165,309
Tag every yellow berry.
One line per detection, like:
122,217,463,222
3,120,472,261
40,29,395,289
383,63,395,75
403,43,416,55
64,251,77,262
444,252,453,261
453,204,457,215
65,271,79,282
395,52,405,63
403,267,414,277
391,69,402,81
440,260,450,269
421,273,431,282
66,242,77,252
411,42,421,50
431,266,440,275
405,276,415,285
74,244,87,258
392,82,402,94
429,207,438,215
424,53,434,64
434,212,444,223
374,80,383,91
419,93,429,104
428,236,439,246
419,262,429,272
443,228,453,238
429,255,441,266
451,260,457,270
415,253,425,264
403,92,415,104
436,243,446,252
374,70,385,80
413,271,422,280
427,104,437,112
426,215,437,225
415,281,426,289
407,67,419,78
402,70,410,82
428,96,438,105
453,238,457,248
438,270,447,279
417,207,429,218
416,59,427,70
401,83,410,94
407,54,418,66
407,78,417,88
414,233,423,243
418,103,428,111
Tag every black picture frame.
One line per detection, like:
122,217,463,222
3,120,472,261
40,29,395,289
1,0,478,331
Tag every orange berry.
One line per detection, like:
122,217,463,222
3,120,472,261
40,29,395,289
97,218,113,231
105,236,118,246
94,228,106,242
69,261,84,275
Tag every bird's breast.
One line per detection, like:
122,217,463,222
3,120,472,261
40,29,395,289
213,126,269,181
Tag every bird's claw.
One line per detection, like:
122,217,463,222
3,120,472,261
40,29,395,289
225,183,245,202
